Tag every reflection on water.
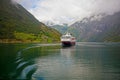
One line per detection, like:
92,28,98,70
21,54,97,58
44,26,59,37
61,46,75,59
32,42,120,80
0,42,120,80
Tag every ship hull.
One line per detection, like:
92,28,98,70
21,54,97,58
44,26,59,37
61,32,76,47
62,41,75,47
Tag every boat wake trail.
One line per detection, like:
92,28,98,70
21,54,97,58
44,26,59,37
14,43,60,79
14,45,39,79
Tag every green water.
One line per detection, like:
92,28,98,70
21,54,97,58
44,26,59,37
0,42,120,80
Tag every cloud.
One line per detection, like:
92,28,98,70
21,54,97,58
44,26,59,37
13,0,120,24
12,0,38,9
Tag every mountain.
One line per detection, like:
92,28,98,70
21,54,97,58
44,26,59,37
69,12,120,42
0,0,61,43
48,24,68,34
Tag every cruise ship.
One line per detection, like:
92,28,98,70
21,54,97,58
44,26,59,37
61,32,76,46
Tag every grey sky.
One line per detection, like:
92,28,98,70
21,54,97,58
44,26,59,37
12,0,120,25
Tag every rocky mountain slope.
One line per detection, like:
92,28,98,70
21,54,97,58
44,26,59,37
68,12,120,42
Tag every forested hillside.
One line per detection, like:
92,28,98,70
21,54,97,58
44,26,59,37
0,0,61,43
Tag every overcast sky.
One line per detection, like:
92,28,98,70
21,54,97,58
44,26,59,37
12,0,120,25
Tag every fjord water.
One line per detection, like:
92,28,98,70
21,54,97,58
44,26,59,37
0,42,120,80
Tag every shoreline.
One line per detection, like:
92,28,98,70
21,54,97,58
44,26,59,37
0,39,60,44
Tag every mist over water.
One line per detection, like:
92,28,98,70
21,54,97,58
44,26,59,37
0,42,120,80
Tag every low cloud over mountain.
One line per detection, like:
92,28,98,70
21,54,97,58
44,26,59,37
12,0,120,25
